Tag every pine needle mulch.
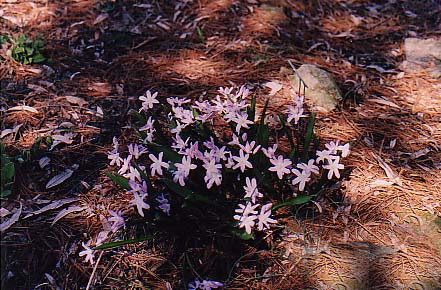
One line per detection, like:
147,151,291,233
1,0,440,289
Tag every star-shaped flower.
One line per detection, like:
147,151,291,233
240,140,261,155
204,172,222,189
202,158,222,178
128,144,147,159
234,202,259,234
139,116,155,132
323,156,344,179
129,180,147,194
338,143,350,158
175,156,197,177
118,155,132,175
156,193,170,216
149,152,169,176
316,149,334,164
297,159,319,175
108,210,125,233
269,155,292,179
257,203,277,231
286,105,306,124
261,144,278,159
243,177,263,203
325,140,339,154
123,165,142,182
108,150,122,167
79,242,95,265
231,112,253,133
139,90,159,111
291,168,311,191
232,149,252,172
130,192,150,217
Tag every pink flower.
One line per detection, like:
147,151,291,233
232,149,252,172
79,242,95,265
291,168,311,191
323,156,344,179
269,155,292,179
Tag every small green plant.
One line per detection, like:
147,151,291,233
0,34,10,45
10,35,46,65
1,143,15,197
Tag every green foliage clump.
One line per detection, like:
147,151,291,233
1,143,15,197
2,34,46,65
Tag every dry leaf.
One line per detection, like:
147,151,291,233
51,206,87,226
369,179,393,187
264,81,283,96
45,273,62,290
27,84,48,93
93,13,108,25
7,105,39,114
96,106,104,118
39,156,50,169
50,133,75,150
0,208,11,218
46,168,75,189
372,153,402,186
23,198,77,219
0,129,13,139
389,139,396,149
0,203,22,232
368,97,400,109
65,95,88,107
410,148,430,159
156,22,170,30
59,122,75,128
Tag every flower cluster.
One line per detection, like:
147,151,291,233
233,177,276,234
78,85,350,272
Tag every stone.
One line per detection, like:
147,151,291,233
403,37,441,78
288,64,342,112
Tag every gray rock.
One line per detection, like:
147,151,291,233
288,64,342,112
403,38,441,77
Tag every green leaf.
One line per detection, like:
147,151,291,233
130,110,146,124
2,162,14,180
14,46,25,54
161,178,193,197
32,54,45,63
160,178,216,205
196,26,205,42
0,35,10,44
272,195,313,210
230,228,254,240
278,114,294,149
34,40,44,48
301,112,315,162
148,142,182,163
256,98,270,147
93,235,154,250
0,189,12,198
105,172,130,190
288,146,297,161
26,47,34,56
248,94,257,122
